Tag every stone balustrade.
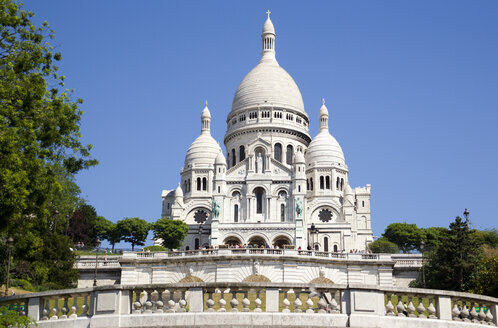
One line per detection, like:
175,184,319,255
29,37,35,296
1,283,496,327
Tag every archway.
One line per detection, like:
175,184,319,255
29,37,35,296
224,236,242,247
273,235,292,248
248,235,266,248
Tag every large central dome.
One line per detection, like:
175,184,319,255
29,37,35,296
231,59,305,113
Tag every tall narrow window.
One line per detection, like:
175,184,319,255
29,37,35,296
234,204,239,222
280,204,285,222
231,149,236,167
202,177,207,191
307,179,309,190
320,176,324,190
333,245,338,252
197,177,201,191
188,179,191,192
218,186,220,193
324,237,329,252
310,178,314,191
194,238,200,250
256,191,263,214
326,176,330,189
274,143,282,162
340,178,344,191
286,145,294,165
239,145,245,161
336,177,340,189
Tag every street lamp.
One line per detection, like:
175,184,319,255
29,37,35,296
4,236,13,296
93,238,101,287
463,208,469,221
309,223,316,250
420,240,426,288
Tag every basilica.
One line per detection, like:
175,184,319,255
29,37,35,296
160,13,373,252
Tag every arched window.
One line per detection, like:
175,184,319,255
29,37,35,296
326,176,330,189
298,185,301,192
188,179,191,192
333,245,338,252
218,186,220,193
186,246,190,251
324,237,329,252
255,189,264,214
314,244,319,251
234,204,239,222
340,178,344,191
280,204,285,222
336,177,340,189
231,149,236,167
197,177,201,191
184,181,187,192
310,178,314,191
194,238,200,250
239,146,245,161
320,176,324,189
307,179,309,190
274,143,282,162
286,145,293,165
202,177,207,191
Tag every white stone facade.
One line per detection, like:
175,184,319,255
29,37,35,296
160,14,373,252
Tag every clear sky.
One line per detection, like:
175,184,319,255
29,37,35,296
22,1,498,246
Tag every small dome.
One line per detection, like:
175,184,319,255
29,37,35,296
215,150,227,165
201,103,211,119
294,150,305,163
305,131,345,166
344,184,355,204
185,133,221,168
319,99,329,117
175,183,183,198
262,17,275,35
231,59,305,113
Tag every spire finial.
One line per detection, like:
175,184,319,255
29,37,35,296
266,10,271,19
205,100,208,107
322,98,325,106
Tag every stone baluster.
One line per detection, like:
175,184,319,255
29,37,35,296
167,289,176,313
385,293,395,316
80,294,90,317
282,289,290,313
254,289,262,312
50,297,59,320
451,301,461,321
144,289,154,313
330,290,340,314
416,296,426,318
485,304,494,325
178,289,187,312
60,296,69,319
294,290,303,313
427,297,437,319
478,304,487,323
41,298,50,320
218,291,227,312
406,296,416,317
70,295,78,318
396,296,406,317
470,302,479,323
317,293,327,314
305,292,314,314
206,290,215,312
155,289,164,313
461,304,470,322
230,290,239,312
133,290,143,314
241,291,250,312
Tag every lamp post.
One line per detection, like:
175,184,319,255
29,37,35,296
198,223,203,250
420,240,426,288
93,238,101,287
4,236,13,296
310,223,316,250
463,208,469,221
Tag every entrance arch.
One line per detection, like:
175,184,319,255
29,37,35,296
224,236,242,247
272,235,292,248
248,235,266,248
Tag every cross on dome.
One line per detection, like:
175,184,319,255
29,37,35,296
266,10,271,19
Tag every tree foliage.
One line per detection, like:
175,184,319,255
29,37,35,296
368,237,399,254
117,218,150,251
382,222,423,253
153,218,188,250
104,223,122,252
0,306,34,328
0,0,97,231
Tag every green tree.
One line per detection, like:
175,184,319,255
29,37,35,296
382,222,423,253
0,306,34,327
368,237,399,253
420,226,446,253
117,218,150,251
153,218,188,250
105,223,122,252
471,229,498,249
473,255,498,297
92,216,113,241
422,216,483,292
0,0,97,232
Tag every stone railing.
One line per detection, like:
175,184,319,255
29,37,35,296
1,283,496,327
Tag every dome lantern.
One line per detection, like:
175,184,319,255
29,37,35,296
319,98,329,131
261,10,276,61
201,100,211,134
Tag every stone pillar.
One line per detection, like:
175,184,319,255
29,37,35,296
437,295,452,321
266,288,279,312
189,287,204,312
27,297,40,321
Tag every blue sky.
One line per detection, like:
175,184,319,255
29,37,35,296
23,1,498,246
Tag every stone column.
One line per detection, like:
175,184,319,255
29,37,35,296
27,297,41,321
188,287,204,312
266,288,279,312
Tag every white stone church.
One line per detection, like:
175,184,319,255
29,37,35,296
160,13,373,252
